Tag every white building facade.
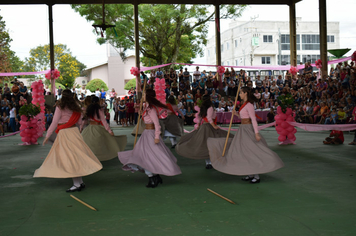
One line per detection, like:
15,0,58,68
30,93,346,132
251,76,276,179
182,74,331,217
206,18,340,67
78,44,141,96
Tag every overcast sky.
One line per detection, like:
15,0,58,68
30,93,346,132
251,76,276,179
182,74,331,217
0,0,355,69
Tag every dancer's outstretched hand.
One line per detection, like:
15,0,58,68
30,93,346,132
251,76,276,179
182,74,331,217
42,137,49,146
255,133,261,142
109,131,114,136
154,139,159,144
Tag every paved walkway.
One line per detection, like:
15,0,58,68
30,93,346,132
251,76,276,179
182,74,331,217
0,126,355,236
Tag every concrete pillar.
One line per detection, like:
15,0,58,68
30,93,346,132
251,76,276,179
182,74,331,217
319,0,328,78
289,2,297,67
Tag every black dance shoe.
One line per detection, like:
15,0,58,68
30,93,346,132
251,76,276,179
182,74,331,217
250,178,260,184
80,183,86,189
242,176,254,181
205,164,213,169
146,176,158,188
66,185,81,192
171,144,176,149
155,175,163,185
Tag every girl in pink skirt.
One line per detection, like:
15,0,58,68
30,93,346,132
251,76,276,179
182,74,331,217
118,89,181,188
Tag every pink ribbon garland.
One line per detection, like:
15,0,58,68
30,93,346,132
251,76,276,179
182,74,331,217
287,122,356,132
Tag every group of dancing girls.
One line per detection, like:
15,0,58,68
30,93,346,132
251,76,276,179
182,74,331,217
34,86,284,192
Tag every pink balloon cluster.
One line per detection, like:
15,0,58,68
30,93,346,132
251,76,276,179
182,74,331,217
130,67,140,77
19,80,46,144
217,66,225,75
315,59,322,69
275,106,297,142
289,66,297,75
45,69,60,80
192,105,201,130
154,78,167,119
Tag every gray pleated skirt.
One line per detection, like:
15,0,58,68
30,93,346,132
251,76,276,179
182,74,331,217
207,124,284,175
175,123,234,160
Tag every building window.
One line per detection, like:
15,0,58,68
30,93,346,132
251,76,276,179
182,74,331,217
221,44,224,52
327,35,335,43
261,57,271,64
208,50,210,57
226,42,229,50
263,35,273,43
278,55,301,65
302,55,320,63
235,60,238,66
281,34,300,50
302,34,320,50
235,40,238,47
226,61,230,66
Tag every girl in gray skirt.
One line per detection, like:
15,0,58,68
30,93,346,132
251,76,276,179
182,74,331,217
207,87,284,183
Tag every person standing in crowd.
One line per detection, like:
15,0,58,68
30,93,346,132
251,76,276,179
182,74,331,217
193,66,201,82
109,88,117,109
45,109,53,130
207,86,284,184
118,89,181,188
176,95,234,169
155,68,164,79
183,68,190,82
126,98,135,126
95,88,101,98
57,86,63,99
36,89,102,192
100,88,106,100
8,104,17,132
118,99,127,127
81,96,127,162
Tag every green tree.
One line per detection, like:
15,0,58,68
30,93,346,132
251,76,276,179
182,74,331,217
0,14,23,83
71,4,246,66
23,44,86,88
124,78,136,90
86,78,108,93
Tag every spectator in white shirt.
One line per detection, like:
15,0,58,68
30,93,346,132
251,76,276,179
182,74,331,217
95,88,101,98
193,66,201,81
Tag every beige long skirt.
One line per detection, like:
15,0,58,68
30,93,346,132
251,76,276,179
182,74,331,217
82,125,127,161
34,127,103,178
207,124,284,175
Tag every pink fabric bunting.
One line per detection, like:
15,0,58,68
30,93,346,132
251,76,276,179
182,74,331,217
287,122,356,132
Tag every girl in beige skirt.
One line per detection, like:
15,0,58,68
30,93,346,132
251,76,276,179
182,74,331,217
37,90,102,192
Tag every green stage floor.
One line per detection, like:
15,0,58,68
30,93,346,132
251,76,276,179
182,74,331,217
0,125,355,236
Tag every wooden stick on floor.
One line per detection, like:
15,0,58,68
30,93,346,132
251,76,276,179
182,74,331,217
207,188,236,205
134,78,147,148
222,78,242,157
70,194,97,211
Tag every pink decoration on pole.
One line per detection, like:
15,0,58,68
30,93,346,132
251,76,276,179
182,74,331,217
315,59,322,69
45,69,60,80
130,67,140,77
289,66,297,75
217,66,225,75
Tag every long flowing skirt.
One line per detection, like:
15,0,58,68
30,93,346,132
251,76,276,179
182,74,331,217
118,130,181,176
176,123,234,160
207,124,284,175
34,127,103,178
82,125,127,161
160,115,184,137
131,119,145,136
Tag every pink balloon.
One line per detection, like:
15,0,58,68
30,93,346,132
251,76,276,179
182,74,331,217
31,138,37,143
290,136,297,141
287,133,295,140
276,119,283,125
275,126,283,132
287,126,294,132
279,114,287,120
21,115,28,121
281,121,289,129
286,116,293,122
280,129,288,136
286,108,292,116
274,115,280,120
20,132,26,137
22,137,31,143
293,128,297,134
278,135,286,142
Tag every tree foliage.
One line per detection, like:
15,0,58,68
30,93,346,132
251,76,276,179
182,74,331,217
124,78,136,90
23,44,86,88
71,4,246,66
0,14,23,83
86,78,108,92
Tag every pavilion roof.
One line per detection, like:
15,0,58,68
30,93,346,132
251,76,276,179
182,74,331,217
1,0,302,5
